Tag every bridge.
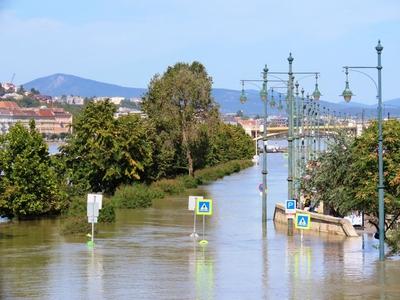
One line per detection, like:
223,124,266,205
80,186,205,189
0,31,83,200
252,124,359,139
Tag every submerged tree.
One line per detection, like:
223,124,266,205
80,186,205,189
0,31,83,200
61,100,154,194
302,120,400,235
0,121,64,218
350,120,400,231
301,131,354,216
142,61,218,177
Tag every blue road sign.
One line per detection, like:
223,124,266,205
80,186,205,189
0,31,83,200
285,199,296,214
258,183,263,192
295,213,311,229
196,199,213,216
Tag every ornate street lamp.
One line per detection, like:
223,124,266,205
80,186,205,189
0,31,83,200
241,59,320,235
240,81,247,104
240,65,269,225
269,88,276,107
341,40,385,261
312,74,322,101
341,67,354,103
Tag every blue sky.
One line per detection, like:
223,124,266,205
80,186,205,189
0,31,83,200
0,0,399,104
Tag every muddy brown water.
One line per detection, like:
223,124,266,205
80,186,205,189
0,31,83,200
1,154,399,299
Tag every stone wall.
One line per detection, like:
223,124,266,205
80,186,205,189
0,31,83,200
273,203,358,237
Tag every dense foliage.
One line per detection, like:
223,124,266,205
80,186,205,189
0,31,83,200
0,62,254,229
0,121,65,218
302,131,354,216
111,160,253,209
60,100,154,194
142,62,219,177
302,120,400,237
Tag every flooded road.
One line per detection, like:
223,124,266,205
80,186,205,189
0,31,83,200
1,153,400,299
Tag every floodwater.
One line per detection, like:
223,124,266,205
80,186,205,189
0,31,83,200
1,153,400,299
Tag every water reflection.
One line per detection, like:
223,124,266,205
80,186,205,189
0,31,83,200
86,248,105,299
193,244,214,300
1,153,400,298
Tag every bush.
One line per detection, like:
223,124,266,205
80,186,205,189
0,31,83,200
178,175,198,189
63,196,86,217
98,201,116,223
386,229,400,254
151,178,185,195
109,160,252,210
61,216,92,235
111,184,164,209
63,196,115,222
61,195,116,234
194,160,252,184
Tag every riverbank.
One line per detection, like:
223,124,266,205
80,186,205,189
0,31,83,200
62,159,253,234
111,159,254,210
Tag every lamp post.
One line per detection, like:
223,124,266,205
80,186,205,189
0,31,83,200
311,73,321,158
341,40,385,261
240,65,269,225
287,54,295,201
305,94,312,161
283,55,320,201
300,88,306,208
242,57,319,232
310,96,316,161
294,81,301,203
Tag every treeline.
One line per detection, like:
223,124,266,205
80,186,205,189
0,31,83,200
0,62,254,220
302,120,400,252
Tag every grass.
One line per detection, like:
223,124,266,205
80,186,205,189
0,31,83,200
61,195,116,235
61,159,253,234
111,159,253,210
111,184,164,209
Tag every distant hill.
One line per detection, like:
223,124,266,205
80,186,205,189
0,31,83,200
23,73,400,116
23,73,146,98
384,98,400,107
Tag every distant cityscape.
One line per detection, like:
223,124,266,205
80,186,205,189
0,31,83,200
0,81,143,137
0,74,398,138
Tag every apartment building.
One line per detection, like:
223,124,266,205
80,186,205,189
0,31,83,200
0,101,72,135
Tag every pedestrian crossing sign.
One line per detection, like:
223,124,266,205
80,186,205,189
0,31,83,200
295,213,311,230
196,199,213,216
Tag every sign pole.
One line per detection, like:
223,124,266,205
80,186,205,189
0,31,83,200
288,218,294,236
301,229,303,244
91,195,95,245
295,212,311,245
202,215,205,241
189,196,202,238
285,200,296,236
196,198,212,245
87,193,102,248
193,211,197,236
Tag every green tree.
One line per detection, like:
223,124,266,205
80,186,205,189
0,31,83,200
0,121,64,218
30,88,40,95
302,120,400,234
349,120,400,231
142,62,218,177
205,123,254,166
61,100,154,194
19,96,41,107
17,85,25,95
302,131,353,216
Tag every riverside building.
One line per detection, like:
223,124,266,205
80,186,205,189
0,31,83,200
0,101,72,135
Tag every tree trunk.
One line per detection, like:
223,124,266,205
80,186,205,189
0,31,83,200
187,150,194,177
182,128,194,177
